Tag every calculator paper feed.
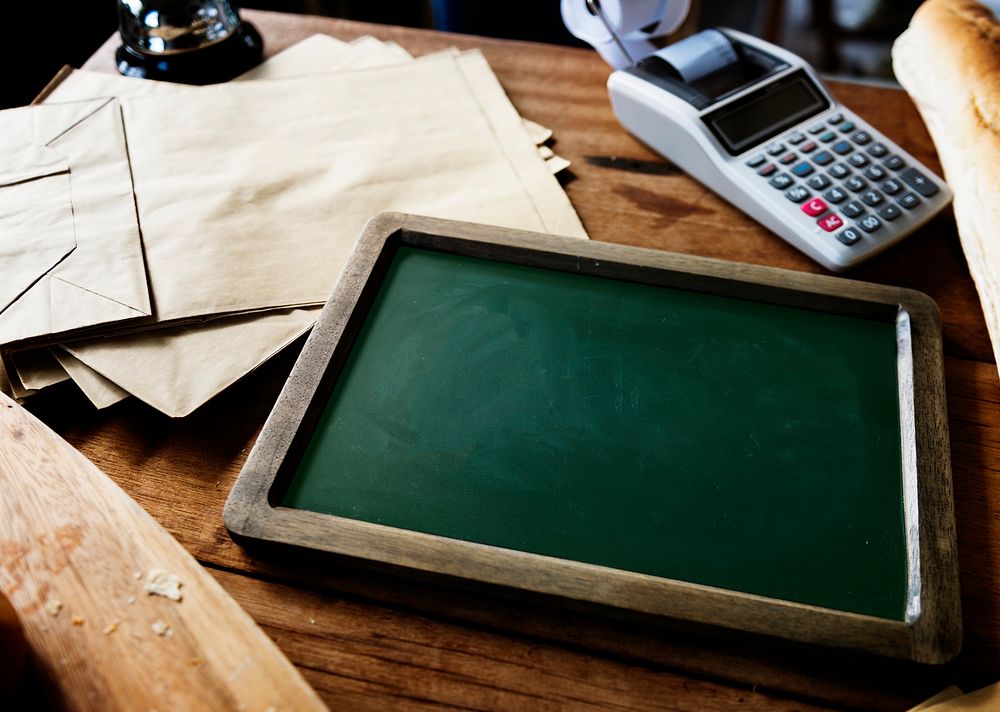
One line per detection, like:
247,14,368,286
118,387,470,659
561,0,690,69
652,29,739,83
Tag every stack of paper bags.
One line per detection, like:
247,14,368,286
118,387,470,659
1,35,586,416
907,682,1000,711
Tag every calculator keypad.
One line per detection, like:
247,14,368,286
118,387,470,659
746,109,942,256
813,151,834,166
845,176,867,193
858,215,882,233
861,190,883,207
884,155,906,171
801,197,828,217
842,201,864,218
837,228,862,245
770,173,793,189
817,213,844,232
786,186,810,203
867,142,888,158
900,167,939,196
879,204,901,221
823,187,847,203
829,163,851,179
848,153,869,168
882,178,903,196
864,165,888,181
807,174,831,190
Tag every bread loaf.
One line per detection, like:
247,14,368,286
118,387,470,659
893,0,1000,368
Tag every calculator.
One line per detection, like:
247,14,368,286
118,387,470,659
606,28,952,271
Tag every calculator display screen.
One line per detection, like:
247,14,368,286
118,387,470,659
703,71,829,155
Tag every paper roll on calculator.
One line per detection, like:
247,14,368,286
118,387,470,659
653,29,737,83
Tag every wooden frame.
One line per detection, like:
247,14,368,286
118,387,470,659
224,212,960,663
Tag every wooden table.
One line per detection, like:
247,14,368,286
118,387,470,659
31,9,999,710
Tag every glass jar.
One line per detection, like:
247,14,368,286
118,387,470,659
116,0,263,83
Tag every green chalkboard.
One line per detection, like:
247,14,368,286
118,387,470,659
282,245,906,620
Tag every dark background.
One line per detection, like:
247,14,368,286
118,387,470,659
0,1,924,110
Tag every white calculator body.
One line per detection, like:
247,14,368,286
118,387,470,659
607,28,952,271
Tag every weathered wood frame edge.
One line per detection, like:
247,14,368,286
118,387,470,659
223,212,960,663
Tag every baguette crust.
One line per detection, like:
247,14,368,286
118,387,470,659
893,0,1000,368
911,0,1000,125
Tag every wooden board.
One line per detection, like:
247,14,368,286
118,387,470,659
0,392,327,711
225,212,960,663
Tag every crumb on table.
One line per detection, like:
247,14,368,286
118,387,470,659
144,568,183,602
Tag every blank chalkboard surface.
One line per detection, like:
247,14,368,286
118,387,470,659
283,245,906,620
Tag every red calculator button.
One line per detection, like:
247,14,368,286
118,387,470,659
817,213,844,232
801,197,828,217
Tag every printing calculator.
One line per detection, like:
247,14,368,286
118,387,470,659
607,28,952,271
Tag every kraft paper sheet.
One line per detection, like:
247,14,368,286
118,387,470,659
112,53,582,324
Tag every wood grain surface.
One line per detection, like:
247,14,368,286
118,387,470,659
14,8,994,710
0,392,326,711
